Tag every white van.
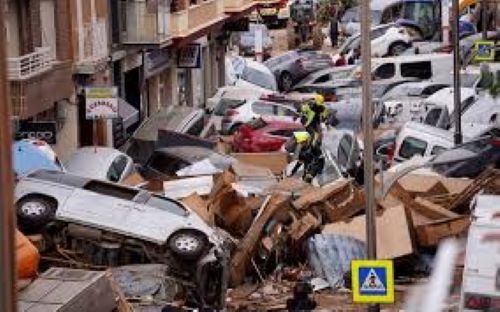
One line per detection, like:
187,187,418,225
392,121,458,163
350,53,454,85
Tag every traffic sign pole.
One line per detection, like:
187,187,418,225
361,0,378,310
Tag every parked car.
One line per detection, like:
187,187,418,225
65,147,134,183
233,118,304,153
264,50,335,91
382,81,450,123
13,139,64,176
349,53,454,85
420,87,478,129
226,57,278,92
326,98,386,132
235,24,273,59
249,0,290,27
293,65,358,89
15,169,227,307
141,146,233,179
220,98,300,134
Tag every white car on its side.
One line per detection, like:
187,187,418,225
64,147,134,183
226,56,278,92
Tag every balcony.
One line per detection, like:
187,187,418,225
7,47,54,81
170,0,226,38
10,62,73,118
74,19,109,74
223,0,255,13
120,1,172,47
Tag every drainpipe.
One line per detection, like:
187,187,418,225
0,0,17,310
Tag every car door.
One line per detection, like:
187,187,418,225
58,180,141,229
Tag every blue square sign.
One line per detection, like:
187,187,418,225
358,267,388,296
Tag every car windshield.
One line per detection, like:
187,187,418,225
242,66,277,90
214,98,245,116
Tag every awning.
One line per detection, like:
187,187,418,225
118,98,139,129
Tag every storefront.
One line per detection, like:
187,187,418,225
144,48,173,114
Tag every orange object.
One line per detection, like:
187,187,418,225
15,230,39,279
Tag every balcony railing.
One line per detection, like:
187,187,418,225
171,0,224,37
78,19,109,64
7,47,54,81
121,1,171,45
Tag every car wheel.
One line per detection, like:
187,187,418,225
280,72,294,92
169,231,207,260
389,42,408,56
16,196,56,233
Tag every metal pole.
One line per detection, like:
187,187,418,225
0,0,18,310
452,0,462,145
482,0,488,39
361,1,378,311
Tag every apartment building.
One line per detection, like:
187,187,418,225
4,0,258,154
4,0,76,160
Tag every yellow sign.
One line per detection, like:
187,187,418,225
474,41,495,62
351,260,395,304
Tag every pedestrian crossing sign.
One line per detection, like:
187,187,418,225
351,260,394,303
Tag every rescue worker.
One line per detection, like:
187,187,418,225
288,94,330,182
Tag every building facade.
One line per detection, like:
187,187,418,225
3,0,257,157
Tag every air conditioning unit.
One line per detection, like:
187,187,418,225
18,267,117,312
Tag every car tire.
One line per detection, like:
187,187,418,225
389,42,408,56
169,230,207,260
279,72,294,92
16,196,56,233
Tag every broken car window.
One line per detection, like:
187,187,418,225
399,137,427,159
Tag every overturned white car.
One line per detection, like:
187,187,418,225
15,169,228,308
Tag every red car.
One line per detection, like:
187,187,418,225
232,118,304,153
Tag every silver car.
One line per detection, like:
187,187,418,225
15,169,227,307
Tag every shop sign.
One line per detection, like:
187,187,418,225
145,49,171,78
85,87,119,120
17,121,57,145
177,44,202,68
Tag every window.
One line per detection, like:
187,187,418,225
462,96,477,113
337,135,352,167
401,62,432,79
84,181,138,201
146,195,186,216
373,64,395,80
399,137,427,159
275,105,297,117
315,74,330,83
242,66,277,90
214,99,245,116
107,155,129,182
148,153,189,175
421,85,448,97
270,129,299,137
424,108,442,126
252,102,276,115
431,146,446,155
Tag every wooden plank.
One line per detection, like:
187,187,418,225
323,205,415,259
232,152,289,175
412,197,460,219
416,216,470,247
288,212,320,243
325,189,364,222
292,180,351,210
181,193,214,225
230,193,290,286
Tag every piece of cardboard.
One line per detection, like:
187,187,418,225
232,152,289,175
412,197,460,220
292,180,351,210
288,212,320,243
121,172,146,187
181,193,214,225
397,174,449,198
415,216,469,247
323,205,415,259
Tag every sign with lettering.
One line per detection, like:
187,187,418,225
85,87,119,120
17,121,57,145
177,44,202,68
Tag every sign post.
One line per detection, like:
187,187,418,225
85,87,119,151
352,260,395,304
